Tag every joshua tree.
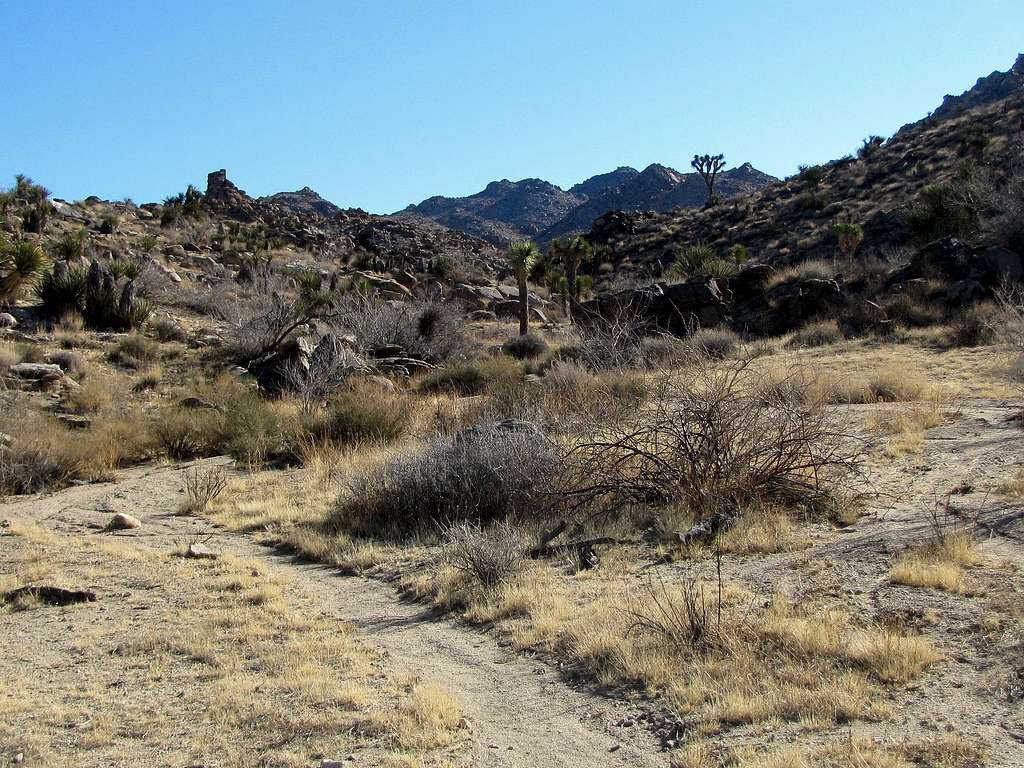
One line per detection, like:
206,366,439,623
691,153,726,207
507,240,540,335
548,235,593,321
832,222,864,262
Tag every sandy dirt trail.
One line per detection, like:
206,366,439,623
1,460,667,768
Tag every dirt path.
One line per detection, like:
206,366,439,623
0,460,667,768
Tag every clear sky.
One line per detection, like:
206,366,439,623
2,1,1022,214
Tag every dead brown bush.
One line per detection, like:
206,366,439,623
556,359,865,539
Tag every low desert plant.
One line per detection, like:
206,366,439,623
441,520,527,590
320,387,411,445
180,465,229,515
151,406,227,460
35,263,87,318
503,333,548,360
334,422,556,539
788,319,844,348
689,326,741,359
418,356,522,397
108,334,160,368
558,360,865,536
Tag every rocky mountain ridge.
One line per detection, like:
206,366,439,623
397,161,778,247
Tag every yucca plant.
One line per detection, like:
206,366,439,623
52,229,90,262
108,259,142,281
1,241,51,304
35,262,88,318
702,258,741,279
670,243,717,278
507,240,540,335
832,222,864,261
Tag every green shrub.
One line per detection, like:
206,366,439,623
151,407,226,460
52,229,89,262
222,394,287,464
1,241,50,302
322,388,411,445
418,356,523,396
905,183,982,245
503,333,548,360
108,334,160,368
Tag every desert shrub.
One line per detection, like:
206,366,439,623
321,387,411,445
151,407,227,460
46,348,81,375
905,181,983,245
947,301,1003,347
150,316,187,342
222,393,290,465
558,361,865,530
689,327,741,359
796,164,827,187
502,333,548,360
65,377,115,414
35,265,87,318
794,190,829,212
0,421,79,495
570,305,648,371
108,334,160,368
881,292,945,328
132,366,162,392
334,423,557,539
334,294,469,363
441,520,527,590
671,244,717,278
0,410,153,495
788,319,844,348
179,465,229,515
51,229,89,262
81,261,151,331
639,334,693,368
418,356,522,397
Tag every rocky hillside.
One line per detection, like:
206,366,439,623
398,162,777,247
199,169,501,273
540,162,776,244
584,55,1024,283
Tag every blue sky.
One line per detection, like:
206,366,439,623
2,1,1022,214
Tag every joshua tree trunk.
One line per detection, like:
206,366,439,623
565,263,578,323
517,269,529,335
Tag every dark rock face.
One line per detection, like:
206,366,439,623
906,237,1024,288
204,169,259,220
578,278,731,335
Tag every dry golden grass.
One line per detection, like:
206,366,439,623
997,467,1024,497
206,468,393,574
890,531,980,592
719,733,985,768
402,562,940,736
0,524,467,767
866,402,948,457
717,506,809,555
760,340,1012,398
